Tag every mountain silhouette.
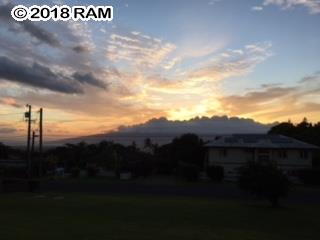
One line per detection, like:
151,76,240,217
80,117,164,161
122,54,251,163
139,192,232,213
51,116,276,147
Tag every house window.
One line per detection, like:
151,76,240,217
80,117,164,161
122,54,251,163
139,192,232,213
278,150,287,159
257,149,270,162
244,149,254,161
258,149,269,154
258,155,270,162
300,150,309,159
219,149,228,158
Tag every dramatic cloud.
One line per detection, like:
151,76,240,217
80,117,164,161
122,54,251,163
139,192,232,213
220,86,297,114
0,0,316,141
20,21,61,47
0,97,22,108
0,56,107,94
219,72,320,122
72,72,108,90
0,56,82,94
263,0,320,14
189,42,272,82
0,3,61,47
106,32,176,69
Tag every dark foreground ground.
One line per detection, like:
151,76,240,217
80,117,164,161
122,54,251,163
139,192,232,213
2,176,320,204
41,177,320,205
0,192,319,240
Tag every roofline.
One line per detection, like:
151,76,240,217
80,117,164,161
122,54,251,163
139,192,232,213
204,145,319,150
204,134,320,150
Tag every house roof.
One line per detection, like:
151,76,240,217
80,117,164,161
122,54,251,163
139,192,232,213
205,134,319,150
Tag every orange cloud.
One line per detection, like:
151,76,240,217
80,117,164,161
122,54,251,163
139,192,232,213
0,97,22,108
219,73,320,123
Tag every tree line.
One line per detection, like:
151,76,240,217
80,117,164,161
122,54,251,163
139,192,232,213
1,118,319,205
268,118,320,166
1,118,319,178
43,133,205,180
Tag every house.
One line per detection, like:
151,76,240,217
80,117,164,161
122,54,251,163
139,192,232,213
205,134,319,181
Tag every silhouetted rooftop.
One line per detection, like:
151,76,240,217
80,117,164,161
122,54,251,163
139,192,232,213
205,134,319,149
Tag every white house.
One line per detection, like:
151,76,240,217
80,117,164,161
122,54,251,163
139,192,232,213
205,134,319,181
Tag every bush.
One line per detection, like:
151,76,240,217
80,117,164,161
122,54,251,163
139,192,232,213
87,166,99,177
297,168,320,185
238,161,290,207
28,180,40,192
132,160,153,178
178,162,199,182
207,166,224,182
1,166,27,178
71,167,80,178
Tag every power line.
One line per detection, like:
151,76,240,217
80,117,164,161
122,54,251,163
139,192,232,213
0,134,74,137
0,136,26,139
0,112,23,116
0,121,24,124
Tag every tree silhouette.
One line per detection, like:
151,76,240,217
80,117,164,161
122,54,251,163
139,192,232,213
171,133,205,166
269,118,320,166
238,161,290,207
0,142,9,159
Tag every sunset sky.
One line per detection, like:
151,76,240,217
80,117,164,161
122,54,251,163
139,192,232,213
0,0,320,141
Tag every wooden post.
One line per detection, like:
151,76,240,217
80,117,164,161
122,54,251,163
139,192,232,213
39,108,43,177
31,131,36,159
26,104,32,178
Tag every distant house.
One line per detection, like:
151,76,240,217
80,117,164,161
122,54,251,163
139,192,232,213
205,134,319,181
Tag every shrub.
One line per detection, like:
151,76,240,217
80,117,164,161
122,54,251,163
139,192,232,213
0,166,27,178
133,159,154,178
297,168,320,185
207,166,224,182
71,167,80,178
238,161,290,207
28,180,40,192
87,166,99,177
178,162,199,182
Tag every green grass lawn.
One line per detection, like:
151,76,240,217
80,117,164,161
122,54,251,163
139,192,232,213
0,193,319,240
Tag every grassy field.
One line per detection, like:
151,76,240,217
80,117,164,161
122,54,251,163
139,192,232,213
0,193,319,240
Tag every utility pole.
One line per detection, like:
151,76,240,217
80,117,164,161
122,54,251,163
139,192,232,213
39,108,43,177
31,131,38,160
25,104,32,178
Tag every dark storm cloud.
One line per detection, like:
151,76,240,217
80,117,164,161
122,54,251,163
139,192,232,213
72,45,91,53
0,3,61,47
0,56,83,94
20,21,61,47
0,56,108,94
0,127,16,134
72,72,107,89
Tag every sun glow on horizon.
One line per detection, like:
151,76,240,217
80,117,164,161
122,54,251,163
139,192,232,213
0,0,319,142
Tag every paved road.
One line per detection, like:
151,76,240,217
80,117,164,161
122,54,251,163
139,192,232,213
40,180,320,204
2,178,320,204
43,180,242,198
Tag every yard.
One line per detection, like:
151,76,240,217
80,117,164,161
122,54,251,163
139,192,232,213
0,193,319,240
